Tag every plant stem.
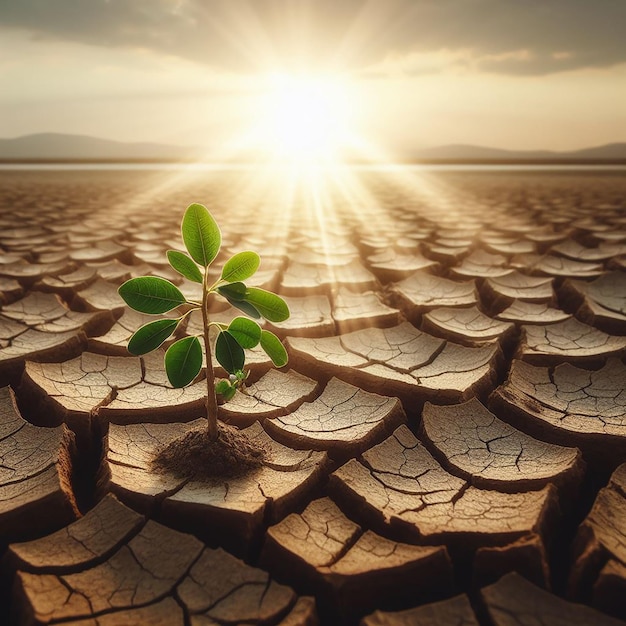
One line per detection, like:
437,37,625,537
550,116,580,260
202,271,219,441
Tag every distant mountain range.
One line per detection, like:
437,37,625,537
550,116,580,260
1,133,625,163
0,133,192,161
408,143,626,162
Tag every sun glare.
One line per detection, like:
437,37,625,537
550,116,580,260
255,74,355,163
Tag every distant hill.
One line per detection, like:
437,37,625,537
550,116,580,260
0,133,625,163
566,143,626,160
0,133,191,161
409,143,626,163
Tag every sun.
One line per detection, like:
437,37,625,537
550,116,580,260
254,73,355,163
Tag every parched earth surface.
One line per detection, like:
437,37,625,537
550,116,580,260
0,168,625,625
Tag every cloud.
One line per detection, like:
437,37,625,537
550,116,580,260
1,0,625,75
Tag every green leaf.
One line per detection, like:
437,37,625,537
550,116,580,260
225,297,261,319
181,203,221,267
223,385,237,401
215,330,245,374
260,330,288,367
167,250,203,284
118,277,186,314
244,288,290,322
217,282,247,301
128,318,179,355
215,380,231,395
164,336,203,388
221,251,260,283
228,317,261,349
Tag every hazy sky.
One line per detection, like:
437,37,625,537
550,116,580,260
1,0,625,152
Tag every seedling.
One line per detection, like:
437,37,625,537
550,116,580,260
118,203,289,441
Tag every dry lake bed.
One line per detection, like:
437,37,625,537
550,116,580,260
0,165,625,625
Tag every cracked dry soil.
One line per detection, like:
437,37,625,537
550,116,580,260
0,168,625,625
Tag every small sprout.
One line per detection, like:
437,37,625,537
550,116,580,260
216,368,250,401
118,202,290,441
215,379,236,401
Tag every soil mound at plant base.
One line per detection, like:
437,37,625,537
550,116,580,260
151,422,269,480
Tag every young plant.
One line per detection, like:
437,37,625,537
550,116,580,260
118,203,289,441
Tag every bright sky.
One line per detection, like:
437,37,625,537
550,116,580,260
1,0,626,157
